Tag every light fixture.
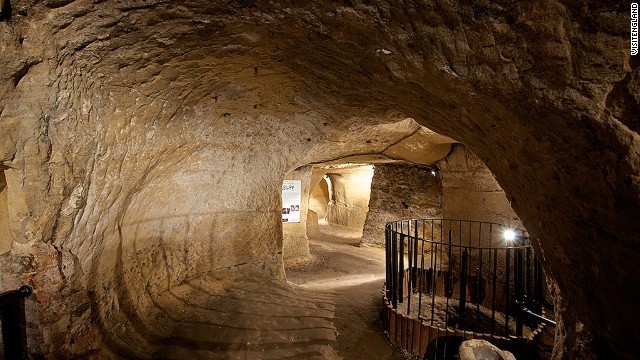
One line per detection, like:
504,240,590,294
503,229,516,242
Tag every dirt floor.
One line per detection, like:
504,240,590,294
285,221,410,360
146,221,553,359
395,292,535,338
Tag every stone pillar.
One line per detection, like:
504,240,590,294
282,166,312,259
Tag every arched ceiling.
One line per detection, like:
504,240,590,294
0,1,638,359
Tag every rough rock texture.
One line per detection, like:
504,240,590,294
361,163,442,246
439,145,523,228
308,177,330,220
325,167,375,231
0,169,13,254
0,1,638,359
306,209,319,239
458,339,516,360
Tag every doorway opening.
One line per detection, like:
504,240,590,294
309,176,330,221
314,164,374,242
281,144,550,360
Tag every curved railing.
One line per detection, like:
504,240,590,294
383,219,552,359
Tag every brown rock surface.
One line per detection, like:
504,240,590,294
325,166,375,231
458,339,516,360
361,163,442,246
439,144,523,228
0,1,638,359
309,176,330,220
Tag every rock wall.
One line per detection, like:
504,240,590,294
308,177,330,219
439,145,522,228
306,209,320,238
0,1,638,359
361,164,442,246
0,170,12,254
325,167,375,231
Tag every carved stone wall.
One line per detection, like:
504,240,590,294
0,1,637,358
362,164,442,246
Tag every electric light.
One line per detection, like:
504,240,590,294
503,229,516,242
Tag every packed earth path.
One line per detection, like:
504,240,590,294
285,221,410,360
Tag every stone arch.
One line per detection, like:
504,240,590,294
309,176,330,220
0,2,637,359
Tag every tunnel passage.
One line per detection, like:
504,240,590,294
283,143,524,270
0,2,638,359
323,166,375,232
309,177,330,220
281,144,541,358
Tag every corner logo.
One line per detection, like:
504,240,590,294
633,3,639,55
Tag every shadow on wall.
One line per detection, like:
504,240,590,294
0,0,12,22
323,167,375,233
309,177,330,220
0,167,13,254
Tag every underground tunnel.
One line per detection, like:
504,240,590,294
1,1,639,359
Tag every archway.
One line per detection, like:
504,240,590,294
309,176,330,220
0,3,635,358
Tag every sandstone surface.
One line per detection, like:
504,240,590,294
458,339,516,360
0,1,638,359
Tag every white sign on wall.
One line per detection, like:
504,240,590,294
281,180,301,223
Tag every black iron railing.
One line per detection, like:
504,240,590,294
0,285,32,360
384,219,552,358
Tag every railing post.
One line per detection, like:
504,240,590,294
412,219,418,289
392,224,398,309
458,248,469,329
535,257,544,314
407,230,412,314
526,246,532,309
399,232,405,303
446,229,454,298
505,247,511,336
385,225,390,300
515,247,524,337
491,248,498,335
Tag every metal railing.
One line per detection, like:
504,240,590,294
384,219,552,359
0,285,32,360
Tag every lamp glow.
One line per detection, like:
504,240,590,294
503,229,516,242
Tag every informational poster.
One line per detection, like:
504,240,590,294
281,180,301,223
